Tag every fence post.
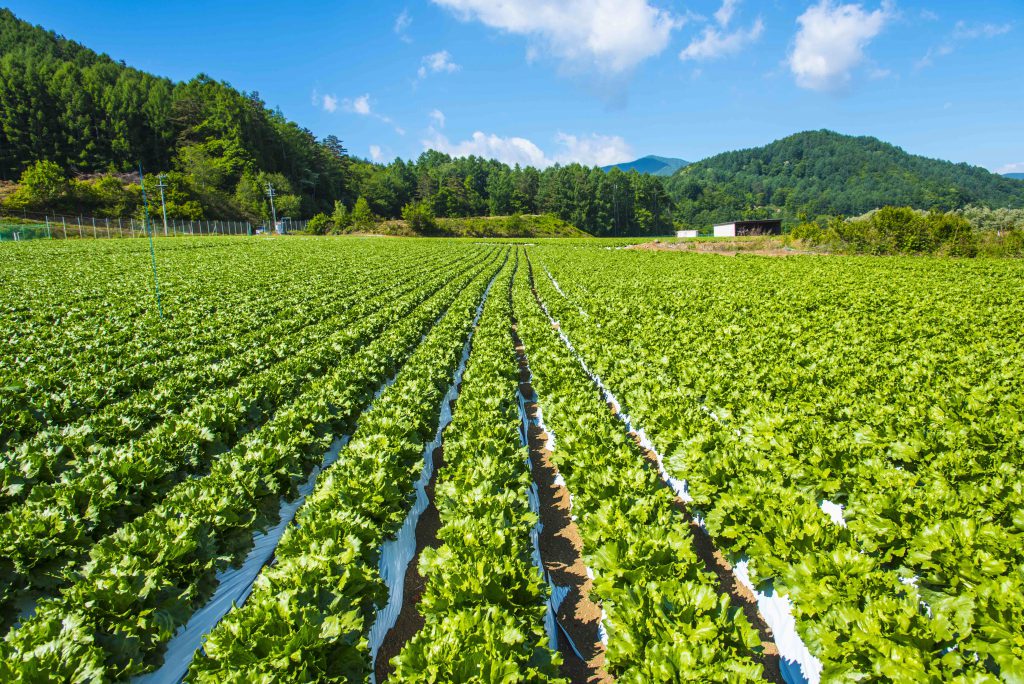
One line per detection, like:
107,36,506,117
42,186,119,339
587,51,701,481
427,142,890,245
45,217,52,239
118,218,123,238
92,217,97,239
61,216,67,239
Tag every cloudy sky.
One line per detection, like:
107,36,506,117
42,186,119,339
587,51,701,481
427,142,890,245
10,1,1024,173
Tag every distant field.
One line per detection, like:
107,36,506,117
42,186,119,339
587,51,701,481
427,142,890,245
0,236,1021,682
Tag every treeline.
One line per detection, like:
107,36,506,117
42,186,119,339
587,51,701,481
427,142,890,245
793,206,1024,257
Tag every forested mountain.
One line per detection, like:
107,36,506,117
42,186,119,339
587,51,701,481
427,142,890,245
1005,173,1024,181
601,156,688,176
2,9,1022,235
666,130,1024,226
0,9,350,218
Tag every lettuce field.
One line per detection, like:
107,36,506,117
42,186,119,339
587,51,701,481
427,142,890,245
0,236,1021,683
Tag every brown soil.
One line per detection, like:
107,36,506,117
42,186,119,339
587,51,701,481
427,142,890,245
629,238,823,257
510,273,612,683
374,441,445,681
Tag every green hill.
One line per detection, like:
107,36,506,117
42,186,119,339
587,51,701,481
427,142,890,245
1005,173,1024,181
666,130,1024,226
602,155,688,176
0,8,350,217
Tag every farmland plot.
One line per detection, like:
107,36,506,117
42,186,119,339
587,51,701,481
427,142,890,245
0,236,1021,683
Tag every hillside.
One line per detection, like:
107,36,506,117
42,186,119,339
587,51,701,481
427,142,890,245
666,130,1024,226
602,155,688,176
0,9,350,218
1005,173,1024,181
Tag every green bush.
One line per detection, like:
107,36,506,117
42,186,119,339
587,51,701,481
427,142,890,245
401,201,437,233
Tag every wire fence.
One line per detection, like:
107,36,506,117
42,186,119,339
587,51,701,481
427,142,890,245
0,210,308,242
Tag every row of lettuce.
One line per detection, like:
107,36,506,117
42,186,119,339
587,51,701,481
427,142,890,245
530,246,1023,682
0,246,501,678
0,246,490,629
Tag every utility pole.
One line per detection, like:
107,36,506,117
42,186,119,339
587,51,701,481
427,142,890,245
156,175,170,237
265,182,278,234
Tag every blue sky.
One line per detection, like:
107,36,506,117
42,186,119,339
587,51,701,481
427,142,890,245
7,1,1024,173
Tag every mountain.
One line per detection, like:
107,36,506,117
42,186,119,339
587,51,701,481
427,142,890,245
1005,173,1024,181
602,155,688,176
665,130,1024,225
0,8,351,217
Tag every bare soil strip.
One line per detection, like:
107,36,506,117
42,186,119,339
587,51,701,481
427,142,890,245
373,439,446,682
510,289,611,684
525,255,784,683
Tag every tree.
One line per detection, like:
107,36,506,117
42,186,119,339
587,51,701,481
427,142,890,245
351,196,374,230
401,200,437,233
5,160,68,209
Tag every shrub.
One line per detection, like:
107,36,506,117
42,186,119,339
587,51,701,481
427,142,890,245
401,201,437,233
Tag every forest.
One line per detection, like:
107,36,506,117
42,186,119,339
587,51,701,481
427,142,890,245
2,9,1024,238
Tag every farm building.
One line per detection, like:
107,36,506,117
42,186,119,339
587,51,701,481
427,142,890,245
712,219,783,237
676,229,698,238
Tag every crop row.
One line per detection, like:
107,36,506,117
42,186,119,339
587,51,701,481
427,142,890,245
0,241,459,447
187,249,508,681
0,249,502,680
0,247,465,509
530,247,1023,681
387,250,562,681
0,249,493,630
512,254,767,682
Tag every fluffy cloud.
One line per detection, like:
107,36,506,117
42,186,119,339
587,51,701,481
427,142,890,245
344,94,372,115
431,0,681,74
418,50,460,79
997,162,1024,175
423,130,632,168
369,145,383,162
789,1,893,91
429,109,446,128
321,94,338,113
680,1,763,62
680,20,764,61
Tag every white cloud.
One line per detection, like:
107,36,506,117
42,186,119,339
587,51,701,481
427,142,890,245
680,18,764,61
953,21,1012,40
917,19,1012,70
553,133,634,167
322,94,338,113
429,109,446,128
715,0,739,28
418,50,460,79
395,10,413,42
789,1,893,91
423,130,633,168
344,94,372,115
369,145,383,162
997,162,1024,175
431,0,682,74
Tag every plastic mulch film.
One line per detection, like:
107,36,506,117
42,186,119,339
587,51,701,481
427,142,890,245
366,270,500,683
134,435,350,684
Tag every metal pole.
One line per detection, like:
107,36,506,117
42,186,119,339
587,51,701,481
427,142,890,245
118,217,123,238
45,217,52,238
61,216,67,239
138,164,164,319
156,175,170,237
105,218,110,238
266,183,278,234
92,217,97,239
